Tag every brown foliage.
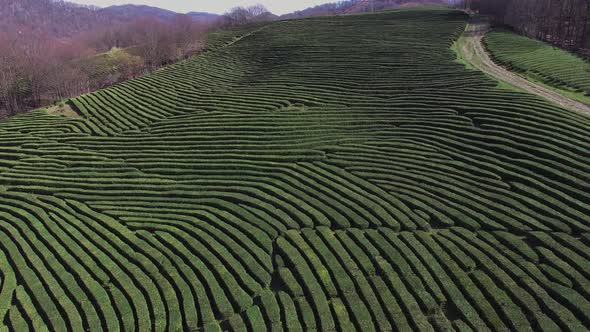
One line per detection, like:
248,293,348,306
0,1,212,117
222,5,277,26
461,0,590,54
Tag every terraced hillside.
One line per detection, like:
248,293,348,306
0,8,590,331
484,29,590,98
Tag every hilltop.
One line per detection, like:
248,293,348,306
282,0,451,18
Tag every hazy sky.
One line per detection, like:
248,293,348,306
70,0,329,15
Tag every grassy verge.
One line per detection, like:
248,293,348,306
517,71,590,105
451,21,524,93
483,29,590,104
45,102,80,118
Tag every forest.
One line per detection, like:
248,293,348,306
0,0,214,117
0,17,211,114
0,0,273,118
462,0,590,56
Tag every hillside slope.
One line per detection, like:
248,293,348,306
0,8,589,331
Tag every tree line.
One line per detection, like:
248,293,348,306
0,12,212,117
222,4,276,26
0,0,275,118
460,0,590,56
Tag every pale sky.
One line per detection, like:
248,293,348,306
70,0,329,15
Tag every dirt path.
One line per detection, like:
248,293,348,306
459,18,590,116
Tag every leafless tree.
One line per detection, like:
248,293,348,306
223,4,274,26
0,32,25,114
0,3,213,117
462,0,590,54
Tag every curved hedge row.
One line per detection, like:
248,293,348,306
0,8,587,331
484,29,590,96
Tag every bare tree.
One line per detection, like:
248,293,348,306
171,14,208,59
464,0,590,54
0,8,213,117
223,4,274,26
0,32,25,114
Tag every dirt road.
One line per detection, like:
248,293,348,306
459,19,590,116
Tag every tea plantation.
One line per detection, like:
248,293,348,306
484,29,590,97
0,8,589,331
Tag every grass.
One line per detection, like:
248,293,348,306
523,71,590,105
484,28,590,104
451,19,524,93
451,29,476,70
45,102,80,118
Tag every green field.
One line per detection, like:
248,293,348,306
484,29,590,101
0,8,589,331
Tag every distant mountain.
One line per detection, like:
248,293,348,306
0,0,219,38
282,0,450,19
103,5,221,23
101,4,179,21
0,0,103,37
187,12,221,20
